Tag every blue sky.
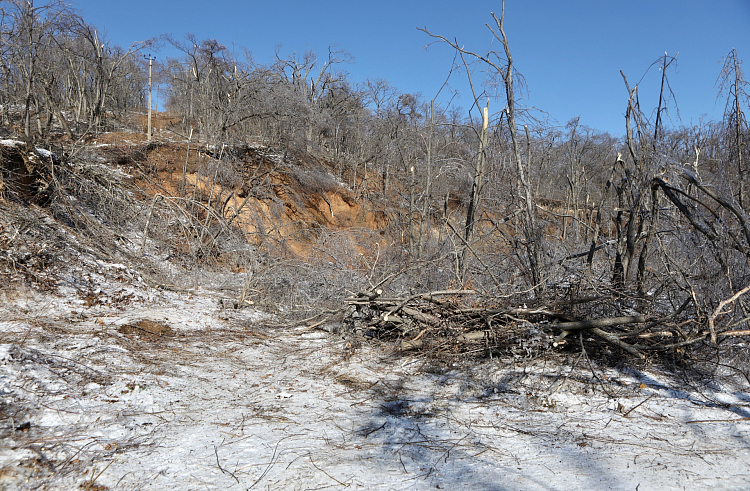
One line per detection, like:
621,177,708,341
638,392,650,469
71,0,750,136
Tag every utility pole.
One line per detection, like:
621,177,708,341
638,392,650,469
145,54,154,141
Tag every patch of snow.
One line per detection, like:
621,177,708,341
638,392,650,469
1,256,749,490
0,344,11,362
0,139,24,148
34,147,55,159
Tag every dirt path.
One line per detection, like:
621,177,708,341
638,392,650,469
2,288,750,490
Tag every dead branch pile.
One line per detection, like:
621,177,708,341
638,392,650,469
343,289,749,360
0,140,56,204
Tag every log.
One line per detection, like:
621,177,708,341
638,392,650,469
719,329,750,337
589,327,644,358
634,331,675,338
401,339,424,350
401,330,487,351
343,288,654,358
553,317,647,355
460,331,487,342
401,306,441,326
345,297,400,305
419,290,475,304
552,316,646,331
354,289,383,300
380,313,405,324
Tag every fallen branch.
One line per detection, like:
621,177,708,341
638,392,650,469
708,284,750,343
401,330,487,351
552,316,646,331
140,193,164,253
718,329,750,337
589,327,644,358
557,240,617,263
399,306,441,326
686,418,750,424
622,394,654,417
214,445,239,484
642,334,707,350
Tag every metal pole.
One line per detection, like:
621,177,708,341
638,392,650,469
147,55,153,141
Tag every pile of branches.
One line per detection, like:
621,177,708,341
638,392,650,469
0,140,57,205
343,289,750,360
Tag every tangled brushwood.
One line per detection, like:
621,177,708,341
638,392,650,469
342,286,749,365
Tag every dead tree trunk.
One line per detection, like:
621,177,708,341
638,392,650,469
418,100,436,259
495,9,543,291
461,101,488,278
420,1,544,290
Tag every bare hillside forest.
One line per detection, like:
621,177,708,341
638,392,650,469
1,2,750,490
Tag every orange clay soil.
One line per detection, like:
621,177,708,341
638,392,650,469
113,135,390,259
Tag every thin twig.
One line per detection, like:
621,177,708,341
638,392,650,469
623,394,654,417
214,445,240,484
248,440,281,489
308,454,348,486
686,418,750,424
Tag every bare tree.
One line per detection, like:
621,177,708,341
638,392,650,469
560,118,591,241
612,54,676,293
0,1,153,139
4,0,71,138
420,1,544,290
717,48,749,209
273,45,352,151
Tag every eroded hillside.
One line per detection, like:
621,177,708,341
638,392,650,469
1,133,750,490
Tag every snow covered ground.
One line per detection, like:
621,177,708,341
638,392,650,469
2,276,750,490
